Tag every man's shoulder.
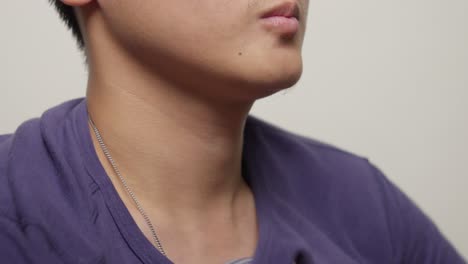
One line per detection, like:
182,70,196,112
248,116,467,264
0,117,43,169
0,98,85,163
0,116,44,215
0,98,87,216
247,115,374,175
247,116,407,257
246,115,389,214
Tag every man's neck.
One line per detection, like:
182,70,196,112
86,73,254,218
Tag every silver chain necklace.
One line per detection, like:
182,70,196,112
88,115,167,256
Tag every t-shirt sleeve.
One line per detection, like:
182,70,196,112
367,161,466,263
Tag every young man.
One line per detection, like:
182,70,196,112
0,0,465,263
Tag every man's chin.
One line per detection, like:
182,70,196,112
235,76,302,102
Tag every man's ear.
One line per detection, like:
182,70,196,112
60,0,93,7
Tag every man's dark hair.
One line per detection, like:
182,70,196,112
49,0,85,49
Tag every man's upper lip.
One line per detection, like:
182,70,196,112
260,1,300,20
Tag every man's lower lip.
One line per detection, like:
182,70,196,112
260,16,299,35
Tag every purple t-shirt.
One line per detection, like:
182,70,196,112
0,98,465,264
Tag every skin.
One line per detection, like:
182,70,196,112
61,0,309,263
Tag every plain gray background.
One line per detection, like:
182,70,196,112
1,0,467,259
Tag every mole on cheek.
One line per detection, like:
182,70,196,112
238,52,243,56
